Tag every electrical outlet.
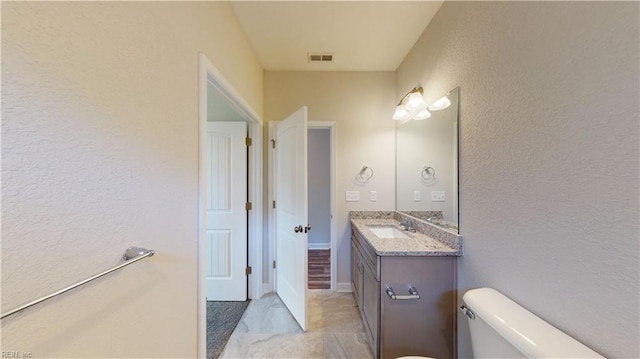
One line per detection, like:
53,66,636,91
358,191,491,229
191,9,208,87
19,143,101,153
431,191,446,202
345,191,360,202
370,191,377,202
413,191,421,202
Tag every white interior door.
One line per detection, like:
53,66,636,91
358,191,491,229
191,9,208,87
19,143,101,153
206,121,247,301
275,107,308,331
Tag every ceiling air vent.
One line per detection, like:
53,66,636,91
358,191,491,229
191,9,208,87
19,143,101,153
308,52,334,63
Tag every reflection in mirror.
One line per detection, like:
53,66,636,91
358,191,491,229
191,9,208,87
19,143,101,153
396,87,459,233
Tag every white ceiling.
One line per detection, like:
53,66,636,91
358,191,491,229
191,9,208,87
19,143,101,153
231,1,443,71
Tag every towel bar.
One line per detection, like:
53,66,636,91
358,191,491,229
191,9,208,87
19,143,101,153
1,246,154,319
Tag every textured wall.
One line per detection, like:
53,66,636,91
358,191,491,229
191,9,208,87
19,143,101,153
308,128,331,247
396,2,639,358
1,2,262,357
264,71,396,287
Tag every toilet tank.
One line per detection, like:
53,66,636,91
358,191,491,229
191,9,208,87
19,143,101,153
462,288,603,358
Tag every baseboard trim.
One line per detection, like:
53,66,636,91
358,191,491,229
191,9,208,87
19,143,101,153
336,282,352,293
308,243,330,250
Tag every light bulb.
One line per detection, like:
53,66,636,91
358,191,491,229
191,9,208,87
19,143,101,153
428,95,451,111
413,109,431,120
405,92,426,111
393,105,410,121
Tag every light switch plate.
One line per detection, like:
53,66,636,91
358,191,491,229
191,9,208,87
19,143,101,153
431,191,446,202
370,191,377,202
413,191,421,201
345,191,360,202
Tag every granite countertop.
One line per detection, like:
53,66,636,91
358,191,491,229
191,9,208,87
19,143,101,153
351,218,462,256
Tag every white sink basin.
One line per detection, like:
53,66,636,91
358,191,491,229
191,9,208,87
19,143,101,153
367,226,411,239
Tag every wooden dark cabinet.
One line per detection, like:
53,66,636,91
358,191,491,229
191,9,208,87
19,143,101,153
351,229,457,359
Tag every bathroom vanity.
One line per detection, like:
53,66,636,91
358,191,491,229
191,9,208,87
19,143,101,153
350,211,462,359
349,86,462,358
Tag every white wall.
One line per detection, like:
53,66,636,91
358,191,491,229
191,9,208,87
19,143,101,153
396,2,639,358
308,129,331,248
1,2,262,357
264,71,396,287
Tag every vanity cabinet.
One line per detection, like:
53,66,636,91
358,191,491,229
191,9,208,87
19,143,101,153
351,229,457,359
351,242,363,307
352,231,380,355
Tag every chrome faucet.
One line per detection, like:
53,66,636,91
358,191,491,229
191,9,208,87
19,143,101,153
427,217,442,225
399,219,416,232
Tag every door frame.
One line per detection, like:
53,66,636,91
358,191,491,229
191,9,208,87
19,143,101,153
198,53,263,358
267,121,337,292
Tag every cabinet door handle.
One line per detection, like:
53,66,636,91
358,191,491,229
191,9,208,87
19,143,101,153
386,286,420,300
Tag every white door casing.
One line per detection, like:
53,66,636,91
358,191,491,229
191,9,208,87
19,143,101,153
198,53,264,358
206,121,247,301
275,107,308,331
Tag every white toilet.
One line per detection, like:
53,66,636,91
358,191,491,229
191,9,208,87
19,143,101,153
399,287,603,359
462,287,604,358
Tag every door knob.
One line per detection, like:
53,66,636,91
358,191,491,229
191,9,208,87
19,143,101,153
304,224,312,233
294,225,303,233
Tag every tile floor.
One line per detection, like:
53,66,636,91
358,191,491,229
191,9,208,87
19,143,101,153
220,291,374,359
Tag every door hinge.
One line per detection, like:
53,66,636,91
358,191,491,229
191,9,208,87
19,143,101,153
246,202,252,211
246,266,252,275
273,260,276,269
271,139,276,149
272,200,276,209
245,137,252,146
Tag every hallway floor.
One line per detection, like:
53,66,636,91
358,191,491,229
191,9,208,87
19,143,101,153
308,249,331,289
220,291,373,358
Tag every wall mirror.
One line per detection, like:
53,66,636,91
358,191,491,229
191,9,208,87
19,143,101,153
396,87,459,233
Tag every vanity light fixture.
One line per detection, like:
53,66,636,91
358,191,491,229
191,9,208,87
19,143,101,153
394,87,453,121
393,86,430,121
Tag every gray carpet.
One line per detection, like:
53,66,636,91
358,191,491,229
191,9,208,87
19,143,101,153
207,300,250,359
